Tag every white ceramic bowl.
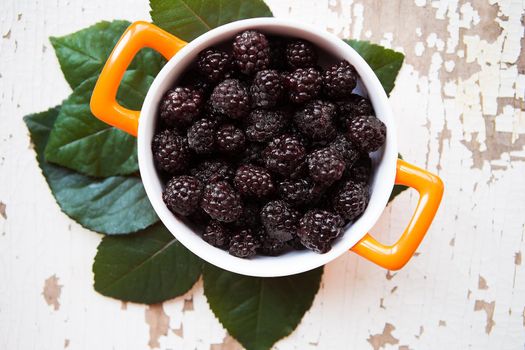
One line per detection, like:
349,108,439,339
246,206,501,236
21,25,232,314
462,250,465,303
138,18,397,277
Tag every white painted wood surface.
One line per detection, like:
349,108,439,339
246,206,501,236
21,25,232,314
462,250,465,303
1,0,524,349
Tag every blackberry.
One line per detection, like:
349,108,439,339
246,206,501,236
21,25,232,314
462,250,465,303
152,129,191,174
244,109,287,143
203,100,229,124
260,200,299,242
322,60,358,99
262,134,306,177
232,30,270,75
285,39,317,69
229,200,262,229
347,154,372,185
234,164,275,198
336,94,374,127
197,48,233,83
329,134,360,166
293,100,337,141
159,87,203,127
216,124,246,153
162,175,203,216
257,229,288,256
346,115,386,153
187,118,216,154
239,142,265,166
288,235,306,250
332,180,369,221
268,36,287,69
229,228,260,258
210,79,250,119
250,70,284,108
278,178,314,207
179,70,214,96
284,68,322,104
307,147,346,185
297,210,344,253
190,159,234,183
203,220,230,248
201,181,243,222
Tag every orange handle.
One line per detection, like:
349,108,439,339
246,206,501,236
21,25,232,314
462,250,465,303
90,21,187,136
351,159,444,270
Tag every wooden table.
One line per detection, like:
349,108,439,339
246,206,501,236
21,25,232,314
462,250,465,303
1,0,524,349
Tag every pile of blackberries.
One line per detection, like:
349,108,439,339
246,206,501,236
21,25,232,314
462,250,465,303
152,30,386,258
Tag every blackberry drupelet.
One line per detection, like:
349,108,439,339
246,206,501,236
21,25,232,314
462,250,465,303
260,200,300,242
152,129,191,174
307,147,346,185
203,220,231,248
244,109,287,143
332,180,369,221
278,178,314,207
250,70,284,108
262,134,306,177
187,118,217,154
297,210,344,253
232,30,270,75
346,114,387,153
190,159,235,183
329,134,360,167
285,39,317,69
200,181,243,223
257,229,288,256
229,228,260,258
336,94,374,127
347,154,372,185
239,142,265,166
216,124,246,153
210,79,251,119
162,175,203,216
284,67,322,104
293,100,337,141
159,87,203,127
234,164,275,198
322,60,358,99
197,48,233,83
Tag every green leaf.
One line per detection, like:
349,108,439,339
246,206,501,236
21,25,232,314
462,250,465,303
150,0,273,42
203,264,323,350
24,106,159,234
389,153,409,203
44,71,153,177
50,20,165,89
345,40,404,95
93,223,202,303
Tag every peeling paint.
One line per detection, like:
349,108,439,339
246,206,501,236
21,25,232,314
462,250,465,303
120,301,127,310
145,304,169,349
439,320,447,327
183,298,194,311
210,334,243,350
64,339,69,348
42,275,61,311
474,300,496,334
386,271,396,280
367,323,399,350
515,251,522,265
415,325,424,339
173,324,183,338
478,275,489,290
0,201,6,219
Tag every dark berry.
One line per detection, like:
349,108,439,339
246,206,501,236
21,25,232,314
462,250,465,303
297,210,344,253
216,124,246,153
347,154,372,185
322,60,357,99
346,115,386,153
201,181,243,222
162,175,203,216
257,229,288,256
187,118,216,154
336,94,374,127
284,68,322,104
232,30,270,75
234,164,275,198
260,200,299,242
197,48,233,83
210,79,250,119
288,235,306,250
285,39,317,69
293,100,337,141
229,200,262,229
244,109,287,143
179,70,214,96
329,134,360,166
268,36,287,69
229,228,260,258
250,70,284,108
332,180,369,221
278,178,314,207
307,147,346,185
152,129,191,174
239,142,265,166
190,159,234,183
263,134,306,177
159,87,203,127
203,220,231,248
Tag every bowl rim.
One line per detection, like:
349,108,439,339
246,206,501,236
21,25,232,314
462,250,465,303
138,17,398,277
